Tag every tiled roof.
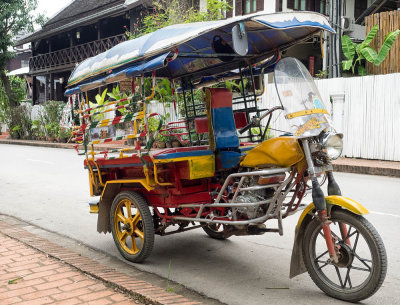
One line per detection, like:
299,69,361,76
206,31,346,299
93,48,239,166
16,0,128,45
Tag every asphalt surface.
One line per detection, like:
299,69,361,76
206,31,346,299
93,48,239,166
0,144,399,305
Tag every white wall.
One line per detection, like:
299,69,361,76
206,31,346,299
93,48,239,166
262,73,400,161
264,0,276,13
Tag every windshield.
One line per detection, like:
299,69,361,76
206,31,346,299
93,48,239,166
274,57,331,138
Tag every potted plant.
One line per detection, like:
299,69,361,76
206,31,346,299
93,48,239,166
45,122,60,142
11,125,21,139
58,128,72,143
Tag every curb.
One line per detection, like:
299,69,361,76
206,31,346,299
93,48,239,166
0,219,201,305
332,163,400,178
1,139,400,178
0,138,128,153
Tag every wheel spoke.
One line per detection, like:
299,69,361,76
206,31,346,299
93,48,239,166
344,267,352,289
350,265,371,272
335,266,345,288
343,226,357,243
315,250,329,261
134,228,144,241
125,201,132,218
353,254,372,271
317,262,329,270
131,235,138,253
352,232,360,252
116,211,126,223
119,230,129,244
132,212,141,226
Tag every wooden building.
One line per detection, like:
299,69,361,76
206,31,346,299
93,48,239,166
18,0,395,103
16,0,152,104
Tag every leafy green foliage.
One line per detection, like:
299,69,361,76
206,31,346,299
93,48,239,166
43,100,64,125
0,0,42,106
89,89,108,121
107,85,130,114
132,0,232,37
342,24,400,75
0,75,29,138
45,122,60,138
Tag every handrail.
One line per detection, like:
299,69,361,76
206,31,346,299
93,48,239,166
29,33,127,73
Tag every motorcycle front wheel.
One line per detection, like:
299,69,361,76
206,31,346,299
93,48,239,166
303,209,387,302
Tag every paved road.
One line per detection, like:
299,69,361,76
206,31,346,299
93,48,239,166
1,144,399,305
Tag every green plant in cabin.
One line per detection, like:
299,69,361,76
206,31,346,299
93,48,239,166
342,24,400,75
107,85,130,114
89,89,108,121
251,126,273,141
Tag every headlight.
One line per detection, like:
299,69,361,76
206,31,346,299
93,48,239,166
321,132,343,160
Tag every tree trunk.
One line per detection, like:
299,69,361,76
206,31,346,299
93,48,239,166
0,70,17,107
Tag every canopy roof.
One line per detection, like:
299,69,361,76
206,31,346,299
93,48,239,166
66,11,334,96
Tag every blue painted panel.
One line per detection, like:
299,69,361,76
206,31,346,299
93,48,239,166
154,149,213,160
212,107,239,150
218,151,241,169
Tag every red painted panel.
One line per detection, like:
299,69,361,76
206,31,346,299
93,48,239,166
209,88,233,109
195,117,209,134
234,112,248,129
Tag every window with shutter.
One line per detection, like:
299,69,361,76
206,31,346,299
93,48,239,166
226,0,233,18
287,0,327,14
256,0,264,12
235,0,242,16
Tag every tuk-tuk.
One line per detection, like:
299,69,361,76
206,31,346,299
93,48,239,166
65,12,386,302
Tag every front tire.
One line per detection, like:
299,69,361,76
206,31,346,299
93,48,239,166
303,209,387,302
110,191,154,263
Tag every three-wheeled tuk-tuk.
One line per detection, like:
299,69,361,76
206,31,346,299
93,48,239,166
65,12,386,302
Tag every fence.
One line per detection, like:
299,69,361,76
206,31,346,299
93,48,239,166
365,10,400,75
262,73,400,161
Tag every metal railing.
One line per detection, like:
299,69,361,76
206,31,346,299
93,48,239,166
29,34,127,73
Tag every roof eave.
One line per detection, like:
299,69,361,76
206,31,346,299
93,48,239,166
15,3,130,46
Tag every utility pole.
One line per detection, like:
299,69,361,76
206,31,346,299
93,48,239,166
329,0,342,78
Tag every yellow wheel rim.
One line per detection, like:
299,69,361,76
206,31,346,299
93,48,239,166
114,198,145,255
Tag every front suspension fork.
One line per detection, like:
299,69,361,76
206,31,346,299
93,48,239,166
303,139,342,263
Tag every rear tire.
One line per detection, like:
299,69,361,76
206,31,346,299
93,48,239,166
303,209,387,302
110,191,154,263
202,224,230,240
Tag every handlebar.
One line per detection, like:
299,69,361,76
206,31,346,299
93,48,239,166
238,122,254,134
238,106,284,135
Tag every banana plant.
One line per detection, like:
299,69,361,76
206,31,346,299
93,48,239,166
107,85,129,115
342,24,400,75
89,88,108,121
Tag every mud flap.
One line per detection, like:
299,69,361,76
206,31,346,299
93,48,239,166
97,183,121,234
289,196,368,278
289,214,312,278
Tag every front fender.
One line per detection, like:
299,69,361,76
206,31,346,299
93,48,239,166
289,196,369,278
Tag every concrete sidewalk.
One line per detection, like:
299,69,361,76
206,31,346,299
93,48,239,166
0,217,203,305
1,138,400,177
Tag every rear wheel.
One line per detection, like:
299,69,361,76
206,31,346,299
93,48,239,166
110,191,154,263
202,223,230,240
202,209,231,240
303,209,387,302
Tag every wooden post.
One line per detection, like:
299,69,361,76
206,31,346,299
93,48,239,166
97,21,101,40
50,73,54,100
32,76,37,105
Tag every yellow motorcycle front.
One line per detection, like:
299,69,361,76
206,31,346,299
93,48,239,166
271,58,387,302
